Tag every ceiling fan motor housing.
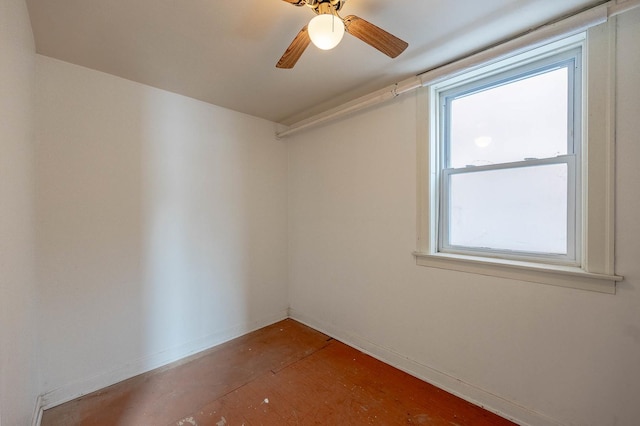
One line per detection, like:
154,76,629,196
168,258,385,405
306,0,345,12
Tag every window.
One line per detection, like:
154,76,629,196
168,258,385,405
439,49,581,265
415,26,622,293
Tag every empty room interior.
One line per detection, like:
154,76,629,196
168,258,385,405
2,0,640,425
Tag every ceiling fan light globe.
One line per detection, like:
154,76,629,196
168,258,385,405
308,14,345,50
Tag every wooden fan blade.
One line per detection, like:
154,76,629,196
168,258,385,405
343,15,408,58
277,26,311,69
282,0,306,5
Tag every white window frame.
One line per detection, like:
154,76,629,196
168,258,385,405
415,22,623,293
438,50,581,265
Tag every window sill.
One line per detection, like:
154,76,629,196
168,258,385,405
413,251,622,294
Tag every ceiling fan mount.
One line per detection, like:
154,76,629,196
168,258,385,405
277,0,408,69
308,0,346,13
287,0,346,12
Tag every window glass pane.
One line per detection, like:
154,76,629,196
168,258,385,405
449,67,568,168
447,164,568,254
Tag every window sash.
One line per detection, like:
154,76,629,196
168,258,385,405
439,156,578,265
435,49,582,266
439,50,581,168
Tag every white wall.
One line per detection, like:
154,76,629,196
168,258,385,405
20,6,639,425
288,11,640,426
0,0,39,424
35,56,289,406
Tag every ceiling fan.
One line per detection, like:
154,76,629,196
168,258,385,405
277,0,409,69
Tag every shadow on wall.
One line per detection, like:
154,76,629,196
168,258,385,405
140,91,254,355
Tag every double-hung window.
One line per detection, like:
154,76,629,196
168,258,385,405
439,49,581,265
415,27,622,293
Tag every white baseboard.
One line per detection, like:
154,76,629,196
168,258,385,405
39,310,288,412
289,309,563,426
31,395,43,426
36,309,560,426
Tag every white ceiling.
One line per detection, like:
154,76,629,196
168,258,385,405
26,0,605,125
